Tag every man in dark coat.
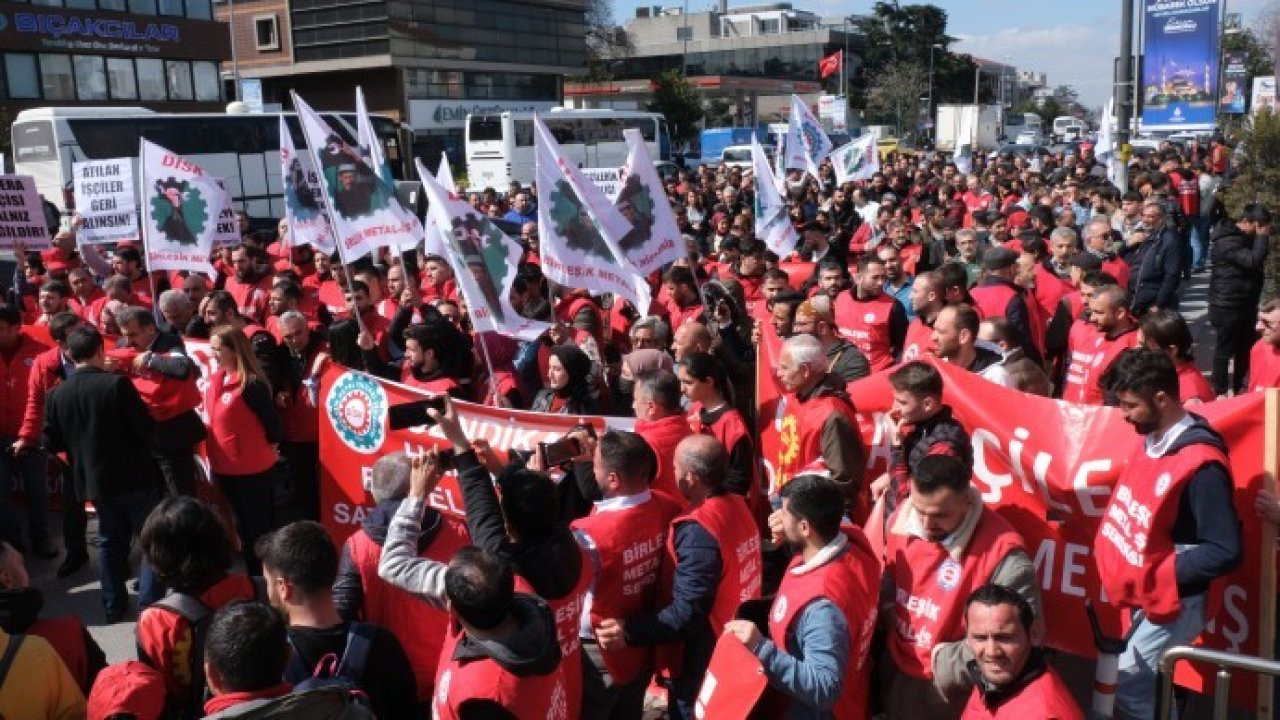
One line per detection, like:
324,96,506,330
1130,199,1186,316
1208,203,1271,394
42,325,162,623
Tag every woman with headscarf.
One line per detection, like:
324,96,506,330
530,345,596,414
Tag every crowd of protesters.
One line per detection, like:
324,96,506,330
0,128,1271,720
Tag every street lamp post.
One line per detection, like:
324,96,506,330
927,42,943,142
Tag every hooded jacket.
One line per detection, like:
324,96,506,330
1208,219,1269,322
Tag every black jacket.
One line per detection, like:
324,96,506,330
42,366,161,502
1131,224,1185,315
1166,415,1243,597
1208,220,1269,323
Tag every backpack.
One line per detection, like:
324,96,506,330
203,687,376,720
283,622,375,701
149,577,267,720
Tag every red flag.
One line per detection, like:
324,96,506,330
818,50,843,79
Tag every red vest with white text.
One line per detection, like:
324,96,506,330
767,529,880,719
885,507,1025,679
204,370,278,476
514,547,591,720
961,664,1084,720
570,492,682,684
834,291,898,371
1093,437,1229,623
1061,326,1138,405
346,514,469,700
902,317,936,361
432,616,567,720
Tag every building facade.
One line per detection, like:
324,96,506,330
0,0,231,114
218,0,586,166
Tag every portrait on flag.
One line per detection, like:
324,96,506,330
140,138,231,273
279,115,333,252
613,128,684,275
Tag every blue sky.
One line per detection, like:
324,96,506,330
611,0,1275,108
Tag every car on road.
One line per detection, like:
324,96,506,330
990,143,1052,160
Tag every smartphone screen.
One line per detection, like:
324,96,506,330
386,397,448,430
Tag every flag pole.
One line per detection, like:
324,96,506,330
475,330,500,405
135,139,164,327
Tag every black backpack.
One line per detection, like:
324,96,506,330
283,622,376,702
145,577,267,720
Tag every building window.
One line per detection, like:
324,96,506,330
165,60,193,100
186,0,211,20
73,55,108,100
129,0,157,14
254,15,280,51
65,0,97,8
137,58,166,100
107,57,137,100
99,0,128,10
39,54,75,100
4,54,40,99
158,0,184,16
759,18,779,33
30,0,63,6
193,61,220,101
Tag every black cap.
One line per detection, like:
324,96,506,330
983,247,1019,271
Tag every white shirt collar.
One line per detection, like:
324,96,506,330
1146,412,1194,457
593,490,652,513
789,533,849,575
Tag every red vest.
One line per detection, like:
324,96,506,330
1101,257,1131,290
1094,436,1229,623
902,317,936,362
773,390,859,496
514,548,591,720
969,283,1017,323
1061,326,1138,405
885,507,1025,679
28,616,91,693
1064,291,1084,321
107,348,201,422
399,367,460,396
432,619,568,720
961,664,1084,720
224,275,271,322
204,370,278,476
635,414,696,508
1032,265,1071,323
0,333,50,437
571,492,682,684
767,530,880,719
345,515,470,701
690,403,761,514
666,493,763,637
1177,360,1215,405
834,291,898,371
1249,340,1280,392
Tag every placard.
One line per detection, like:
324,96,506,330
0,174,51,248
73,158,137,245
581,166,623,202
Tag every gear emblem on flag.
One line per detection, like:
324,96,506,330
326,371,387,454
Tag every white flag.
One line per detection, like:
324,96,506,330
830,133,880,185
615,128,685,276
139,138,234,274
954,109,976,176
279,116,334,253
438,152,458,197
1096,97,1122,185
788,95,833,179
415,158,551,341
356,87,423,254
534,115,650,311
292,91,417,262
752,135,797,257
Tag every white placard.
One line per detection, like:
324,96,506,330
0,174,51,249
73,158,137,245
580,167,623,202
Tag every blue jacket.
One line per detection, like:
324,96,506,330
754,597,851,719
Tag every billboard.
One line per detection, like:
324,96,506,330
1140,0,1221,131
1220,51,1249,114
1252,76,1278,115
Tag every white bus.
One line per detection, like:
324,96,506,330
11,106,409,224
465,109,670,191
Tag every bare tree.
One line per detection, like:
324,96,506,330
584,0,634,80
867,62,929,138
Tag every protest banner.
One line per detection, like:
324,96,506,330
581,167,623,202
317,365,633,544
755,328,1272,706
0,174,52,249
614,128,685,276
72,159,137,245
830,133,880,185
278,115,334,253
356,86,423,254
753,136,797,257
139,139,236,274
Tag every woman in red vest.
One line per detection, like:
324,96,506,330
1138,310,1215,405
679,351,758,506
530,345,597,414
205,325,281,575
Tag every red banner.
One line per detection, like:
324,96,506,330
756,327,1270,704
695,634,769,719
317,366,633,544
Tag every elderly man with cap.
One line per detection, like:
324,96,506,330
968,248,1042,365
791,296,870,383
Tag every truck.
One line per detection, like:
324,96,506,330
699,127,756,165
934,104,1003,153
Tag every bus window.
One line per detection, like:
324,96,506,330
469,116,503,143
514,119,534,147
12,121,58,163
67,119,140,158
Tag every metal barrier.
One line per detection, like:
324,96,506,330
1157,645,1280,720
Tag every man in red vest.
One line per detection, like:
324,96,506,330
0,303,54,557
334,452,469,704
595,435,761,720
1247,299,1280,392
903,271,944,361
224,245,273,323
881,455,1040,718
772,334,865,508
724,473,879,719
834,253,908,372
632,369,696,506
378,453,566,719
659,266,705,334
1093,349,1241,720
111,307,206,498
1061,284,1139,405
969,248,1041,365
961,584,1083,720
571,431,682,718
274,311,329,521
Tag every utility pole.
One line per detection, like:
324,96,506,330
228,0,241,101
1115,0,1134,190
973,65,980,104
